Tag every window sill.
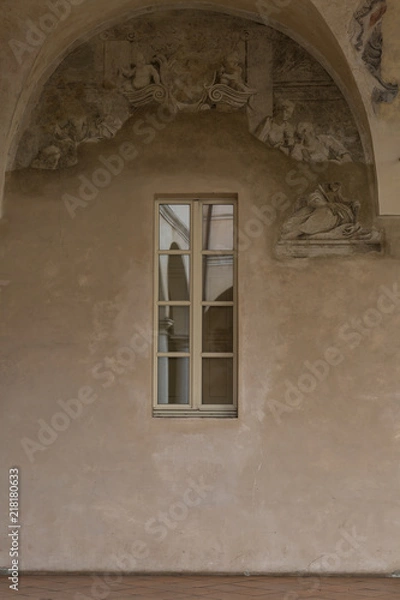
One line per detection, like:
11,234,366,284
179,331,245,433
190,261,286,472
153,407,238,418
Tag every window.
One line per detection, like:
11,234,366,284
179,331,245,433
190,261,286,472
154,196,237,417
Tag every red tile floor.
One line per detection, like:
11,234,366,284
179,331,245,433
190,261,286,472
1,575,399,599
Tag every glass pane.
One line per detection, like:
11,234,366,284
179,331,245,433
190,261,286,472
203,204,234,250
203,256,233,302
159,254,190,301
159,204,190,250
158,306,190,353
202,358,233,405
203,307,233,353
158,357,190,405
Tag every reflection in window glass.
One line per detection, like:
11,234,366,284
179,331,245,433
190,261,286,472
158,357,190,404
203,307,233,353
159,254,190,302
202,358,233,405
159,205,190,250
203,256,233,302
203,204,234,251
158,306,190,353
155,198,236,416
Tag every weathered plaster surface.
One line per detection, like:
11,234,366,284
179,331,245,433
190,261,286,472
1,111,400,573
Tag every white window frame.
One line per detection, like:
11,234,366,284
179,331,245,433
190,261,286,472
153,194,238,418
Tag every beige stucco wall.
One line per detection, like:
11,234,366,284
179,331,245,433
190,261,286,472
0,0,399,215
1,110,400,573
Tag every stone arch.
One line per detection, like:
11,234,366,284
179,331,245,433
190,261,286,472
1,0,378,216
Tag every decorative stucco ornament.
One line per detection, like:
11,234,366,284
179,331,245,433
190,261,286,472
350,0,399,105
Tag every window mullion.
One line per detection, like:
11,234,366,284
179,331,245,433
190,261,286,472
192,200,202,410
153,202,160,410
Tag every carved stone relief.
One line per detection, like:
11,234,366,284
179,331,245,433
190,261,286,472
14,11,365,171
255,101,354,164
350,0,399,105
276,182,383,258
118,49,257,113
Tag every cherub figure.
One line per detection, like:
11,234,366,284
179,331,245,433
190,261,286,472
121,52,160,91
218,51,248,92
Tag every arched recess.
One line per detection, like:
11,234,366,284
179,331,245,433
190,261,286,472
1,0,378,217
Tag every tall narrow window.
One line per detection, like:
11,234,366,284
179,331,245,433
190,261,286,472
154,197,237,417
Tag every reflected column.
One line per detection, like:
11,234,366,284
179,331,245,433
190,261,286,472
169,335,189,404
158,317,173,404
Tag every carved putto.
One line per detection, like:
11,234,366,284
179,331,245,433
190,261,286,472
218,51,248,92
118,50,256,113
120,52,161,91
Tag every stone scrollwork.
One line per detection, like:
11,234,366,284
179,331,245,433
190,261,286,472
121,82,169,108
119,50,257,113
207,83,257,111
